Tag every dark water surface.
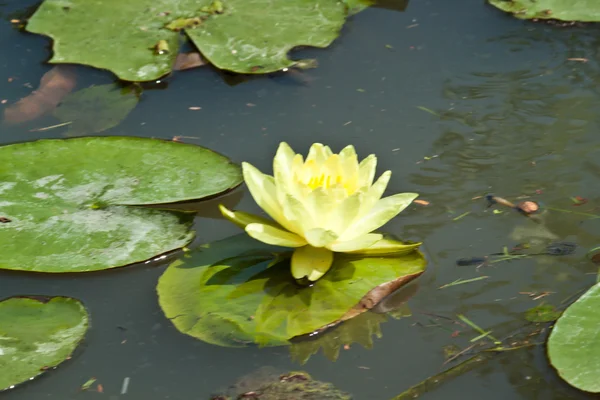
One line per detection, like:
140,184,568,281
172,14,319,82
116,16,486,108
1,0,600,398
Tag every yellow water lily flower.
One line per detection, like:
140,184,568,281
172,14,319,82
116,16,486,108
220,142,420,282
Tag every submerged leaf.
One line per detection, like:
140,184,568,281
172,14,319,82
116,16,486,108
0,137,242,272
0,296,89,391
53,84,139,135
524,303,561,323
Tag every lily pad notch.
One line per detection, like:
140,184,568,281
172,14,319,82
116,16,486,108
0,296,89,391
0,136,242,273
25,0,357,81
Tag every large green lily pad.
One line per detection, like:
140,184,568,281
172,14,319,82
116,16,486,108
54,84,139,136
26,0,351,80
488,0,600,21
0,296,88,391
157,234,425,347
0,137,242,272
548,282,600,392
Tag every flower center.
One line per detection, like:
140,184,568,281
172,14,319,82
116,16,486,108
294,156,357,194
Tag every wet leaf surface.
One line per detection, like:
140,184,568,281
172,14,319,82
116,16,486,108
488,0,600,22
0,137,242,272
54,84,139,136
0,296,88,391
548,282,600,392
26,0,354,80
157,233,425,346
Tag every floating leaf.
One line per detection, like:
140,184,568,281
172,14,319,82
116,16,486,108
488,0,600,22
0,137,242,272
26,0,353,80
524,303,561,323
80,377,97,391
157,234,425,347
54,84,139,136
0,296,88,391
548,283,600,392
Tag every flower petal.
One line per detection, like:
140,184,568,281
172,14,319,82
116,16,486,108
242,162,296,232
340,193,419,241
219,204,280,229
357,154,377,189
273,142,296,204
245,223,307,247
273,142,295,178
306,187,334,224
304,228,338,247
339,144,357,160
339,145,359,193
291,245,334,281
328,192,361,235
281,193,315,234
347,238,421,256
328,233,382,252
355,170,391,220
306,143,329,165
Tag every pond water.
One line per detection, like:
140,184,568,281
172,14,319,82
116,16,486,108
1,0,600,398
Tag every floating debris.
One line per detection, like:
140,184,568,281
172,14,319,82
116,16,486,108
80,377,96,391
485,194,539,215
121,377,130,395
456,257,488,267
439,276,489,289
545,241,576,256
153,39,169,55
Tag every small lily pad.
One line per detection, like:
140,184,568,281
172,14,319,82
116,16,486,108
0,137,242,272
548,282,600,392
54,84,139,136
488,0,600,22
157,233,425,347
0,296,89,391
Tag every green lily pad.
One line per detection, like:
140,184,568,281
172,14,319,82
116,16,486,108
54,84,139,136
0,296,89,391
157,233,425,347
26,0,351,80
0,137,242,272
488,0,600,21
548,283,600,392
